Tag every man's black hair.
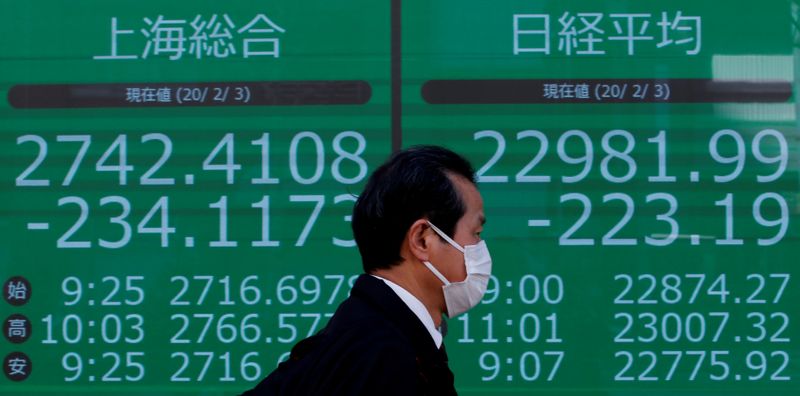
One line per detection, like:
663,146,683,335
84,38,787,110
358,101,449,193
352,145,476,272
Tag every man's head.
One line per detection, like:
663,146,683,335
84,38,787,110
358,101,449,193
352,145,483,276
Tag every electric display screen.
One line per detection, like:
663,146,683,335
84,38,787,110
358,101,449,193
1,1,797,394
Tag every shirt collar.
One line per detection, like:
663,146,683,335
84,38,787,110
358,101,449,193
370,275,443,348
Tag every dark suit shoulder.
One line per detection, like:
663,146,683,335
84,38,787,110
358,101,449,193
240,274,454,395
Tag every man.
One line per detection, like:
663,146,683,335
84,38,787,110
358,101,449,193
242,145,492,395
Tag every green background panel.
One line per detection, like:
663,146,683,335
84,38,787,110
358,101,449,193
1,0,798,395
403,0,798,394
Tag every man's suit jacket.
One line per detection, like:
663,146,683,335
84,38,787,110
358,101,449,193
241,274,457,395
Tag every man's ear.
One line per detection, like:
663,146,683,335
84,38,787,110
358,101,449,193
406,219,433,262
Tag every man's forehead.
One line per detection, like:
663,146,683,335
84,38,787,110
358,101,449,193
445,172,483,219
446,172,479,195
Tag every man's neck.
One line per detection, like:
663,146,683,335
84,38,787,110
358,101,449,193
371,266,443,328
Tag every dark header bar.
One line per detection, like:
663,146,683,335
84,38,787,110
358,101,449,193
421,79,792,104
8,81,372,109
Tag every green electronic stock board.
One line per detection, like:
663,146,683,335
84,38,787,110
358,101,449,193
1,0,798,395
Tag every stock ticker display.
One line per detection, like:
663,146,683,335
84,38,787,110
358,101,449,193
1,1,798,395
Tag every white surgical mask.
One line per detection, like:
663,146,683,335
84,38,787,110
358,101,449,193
423,221,492,318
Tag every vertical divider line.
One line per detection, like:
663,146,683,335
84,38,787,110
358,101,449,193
391,0,402,152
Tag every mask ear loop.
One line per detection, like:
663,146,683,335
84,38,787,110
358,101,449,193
423,261,451,285
426,221,465,253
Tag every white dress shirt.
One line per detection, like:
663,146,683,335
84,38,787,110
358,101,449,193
371,275,443,348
